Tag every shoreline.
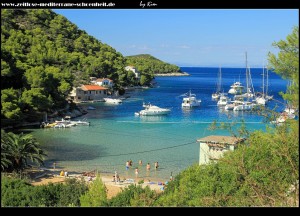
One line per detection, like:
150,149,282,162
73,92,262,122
154,72,190,77
29,168,168,198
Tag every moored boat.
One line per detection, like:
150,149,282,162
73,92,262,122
135,103,171,116
104,97,122,104
181,90,201,108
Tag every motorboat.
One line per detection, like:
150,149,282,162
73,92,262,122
181,90,201,108
87,106,96,110
104,97,122,104
135,103,171,116
228,81,244,95
217,93,231,106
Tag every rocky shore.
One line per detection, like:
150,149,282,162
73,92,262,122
154,72,190,76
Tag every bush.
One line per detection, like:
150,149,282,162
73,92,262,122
108,184,158,207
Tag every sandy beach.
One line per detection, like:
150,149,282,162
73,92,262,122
30,169,166,199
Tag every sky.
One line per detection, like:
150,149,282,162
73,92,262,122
54,9,298,67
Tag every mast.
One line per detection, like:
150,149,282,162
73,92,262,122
266,67,269,96
262,64,265,97
217,67,222,93
245,52,249,101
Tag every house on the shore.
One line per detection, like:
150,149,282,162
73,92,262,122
93,78,114,88
69,85,108,103
125,66,141,81
197,135,245,165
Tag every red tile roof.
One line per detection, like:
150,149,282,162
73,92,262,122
82,85,108,91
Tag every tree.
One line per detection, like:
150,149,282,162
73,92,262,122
80,174,107,207
1,130,12,170
1,88,22,120
268,26,299,110
1,131,46,171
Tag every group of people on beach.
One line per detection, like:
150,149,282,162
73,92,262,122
126,160,159,172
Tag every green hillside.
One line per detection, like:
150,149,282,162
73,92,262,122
1,9,136,123
126,54,182,75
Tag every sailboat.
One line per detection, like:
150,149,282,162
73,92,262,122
256,65,273,105
212,67,222,99
265,67,273,101
233,52,257,111
283,80,296,115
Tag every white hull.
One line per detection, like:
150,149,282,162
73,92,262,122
182,101,201,108
136,104,171,116
256,97,266,105
233,102,255,111
212,93,220,100
225,104,235,110
138,110,170,116
217,94,231,106
104,98,122,104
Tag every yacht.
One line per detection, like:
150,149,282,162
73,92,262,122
228,81,244,95
217,93,231,106
135,103,171,116
181,90,201,108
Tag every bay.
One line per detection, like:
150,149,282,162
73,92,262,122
29,67,288,180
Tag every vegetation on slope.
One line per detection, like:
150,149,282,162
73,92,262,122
126,54,182,75
1,9,134,123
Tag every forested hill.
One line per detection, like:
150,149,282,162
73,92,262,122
1,9,134,123
126,54,182,74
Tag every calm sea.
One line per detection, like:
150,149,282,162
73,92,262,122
28,67,288,180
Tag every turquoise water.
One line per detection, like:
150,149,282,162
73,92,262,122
28,67,288,180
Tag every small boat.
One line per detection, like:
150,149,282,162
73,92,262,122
181,90,201,108
271,111,295,125
104,98,122,104
87,106,96,110
135,103,171,116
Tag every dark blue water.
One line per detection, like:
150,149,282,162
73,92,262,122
30,67,288,180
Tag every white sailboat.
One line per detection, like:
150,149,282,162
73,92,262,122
256,65,273,105
233,52,257,111
212,67,222,99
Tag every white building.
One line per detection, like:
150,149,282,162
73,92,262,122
93,78,114,88
197,135,245,165
125,66,141,80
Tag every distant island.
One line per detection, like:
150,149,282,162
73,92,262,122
126,54,188,76
155,72,190,76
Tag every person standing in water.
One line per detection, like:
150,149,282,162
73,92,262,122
135,167,139,178
126,161,129,170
